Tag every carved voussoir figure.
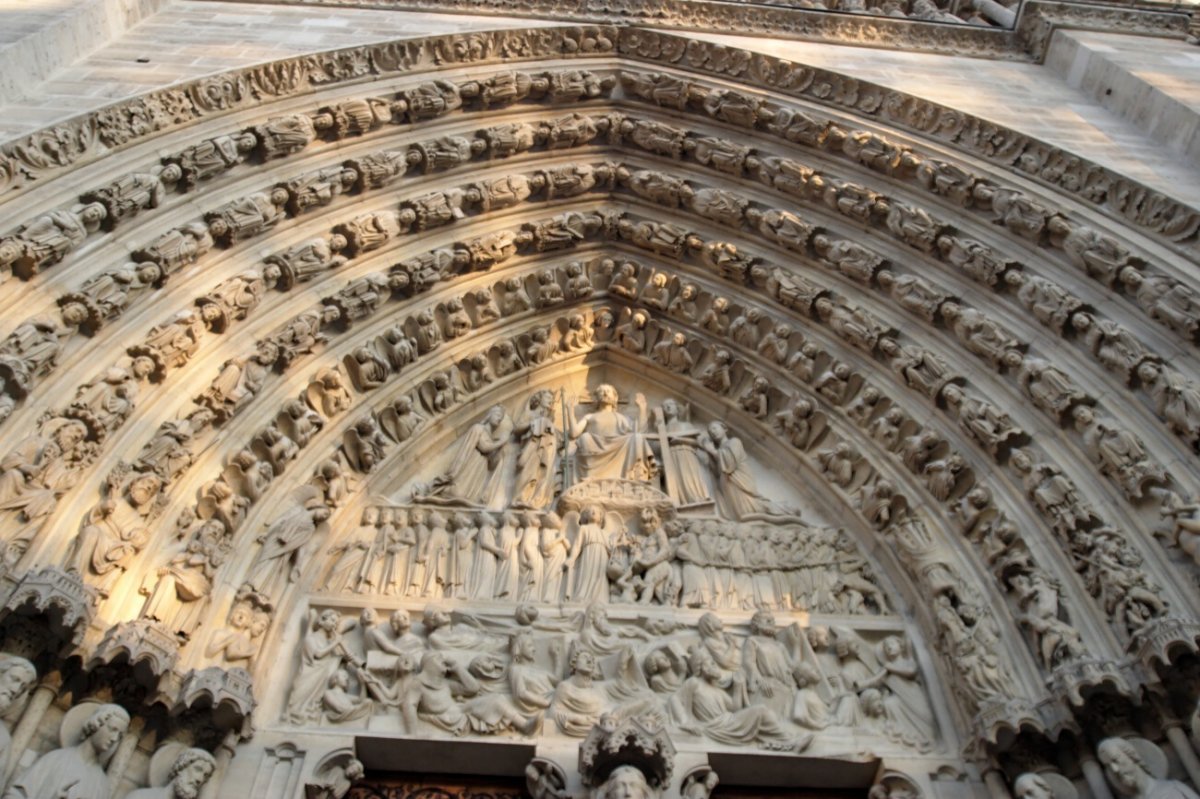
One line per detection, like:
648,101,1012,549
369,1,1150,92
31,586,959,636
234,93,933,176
2,202,105,280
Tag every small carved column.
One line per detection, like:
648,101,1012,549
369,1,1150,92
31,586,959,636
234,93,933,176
106,715,148,795
984,768,1013,799
200,729,240,799
4,669,61,782
1164,721,1200,789
1078,750,1114,799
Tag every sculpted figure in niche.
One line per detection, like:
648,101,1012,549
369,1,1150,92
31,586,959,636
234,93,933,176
699,348,733,395
282,165,356,215
2,202,106,279
141,518,227,638
877,271,949,322
938,235,1014,287
1137,362,1200,444
462,354,494,393
777,399,819,451
565,261,595,299
199,343,276,422
205,189,288,245
495,341,523,377
699,296,731,336
254,113,319,159
166,131,257,190
668,283,699,322
501,276,534,315
1017,356,1091,422
561,314,594,353
616,310,649,354
730,308,763,350
347,148,415,190
412,135,480,172
381,396,426,444
1071,407,1164,499
205,599,268,666
941,304,1022,370
654,332,694,374
878,338,961,402
540,268,566,305
787,343,820,383
133,222,213,277
72,498,149,597
758,324,793,365
126,747,216,799
739,376,770,419
4,702,129,799
525,328,555,366
1098,738,1200,799
1122,270,1200,341
307,368,352,418
1071,313,1153,383
61,260,163,332
1006,272,1082,334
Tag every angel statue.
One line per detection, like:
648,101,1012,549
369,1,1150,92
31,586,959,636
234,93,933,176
566,384,655,483
565,504,623,603
285,608,360,724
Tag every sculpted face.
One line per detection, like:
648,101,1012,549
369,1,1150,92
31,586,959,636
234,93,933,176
89,712,128,757
0,662,33,711
1014,775,1054,799
603,767,651,799
1098,739,1148,796
174,757,215,799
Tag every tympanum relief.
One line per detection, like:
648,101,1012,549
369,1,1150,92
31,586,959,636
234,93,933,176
289,383,933,757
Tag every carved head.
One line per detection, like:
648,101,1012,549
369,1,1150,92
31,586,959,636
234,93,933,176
600,766,652,799
81,704,130,759
0,656,35,713
697,612,724,638
385,611,410,636
1014,774,1055,799
595,384,618,408
316,609,341,632
749,610,777,637
169,748,217,799
1098,738,1152,796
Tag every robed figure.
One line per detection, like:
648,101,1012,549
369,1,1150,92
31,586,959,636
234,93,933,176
701,422,767,519
434,405,512,508
567,384,653,483
513,390,559,509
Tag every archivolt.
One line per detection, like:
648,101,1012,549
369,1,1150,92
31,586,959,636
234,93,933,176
0,25,1195,763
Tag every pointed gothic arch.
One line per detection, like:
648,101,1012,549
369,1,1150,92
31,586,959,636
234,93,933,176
0,22,1195,799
